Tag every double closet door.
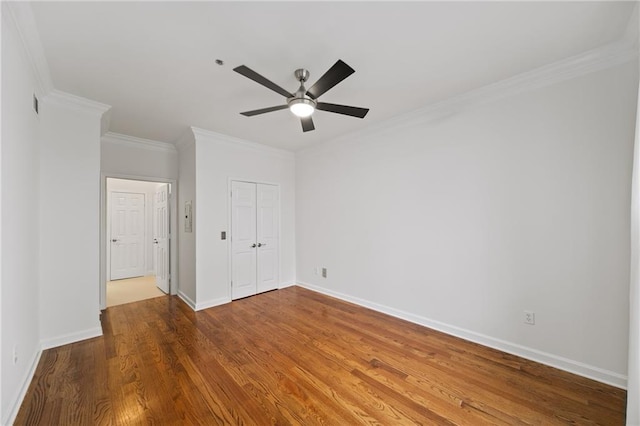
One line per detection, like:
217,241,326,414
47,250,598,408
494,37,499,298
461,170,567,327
231,181,279,300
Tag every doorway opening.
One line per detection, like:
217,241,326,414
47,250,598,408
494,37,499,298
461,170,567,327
100,176,175,309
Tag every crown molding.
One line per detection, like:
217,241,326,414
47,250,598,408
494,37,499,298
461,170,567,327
101,110,112,136
176,128,196,152
299,36,638,157
102,132,177,154
2,2,53,97
43,90,111,118
191,127,295,160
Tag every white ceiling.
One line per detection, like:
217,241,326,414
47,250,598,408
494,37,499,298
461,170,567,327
30,1,635,151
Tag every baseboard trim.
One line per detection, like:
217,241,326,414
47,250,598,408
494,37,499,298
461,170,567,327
178,290,196,310
4,347,42,426
195,297,231,311
278,280,296,289
296,281,627,389
40,327,103,351
178,290,231,311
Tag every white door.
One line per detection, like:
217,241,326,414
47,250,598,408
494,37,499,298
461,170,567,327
153,185,170,293
110,192,145,280
256,184,279,293
231,181,280,300
231,181,258,299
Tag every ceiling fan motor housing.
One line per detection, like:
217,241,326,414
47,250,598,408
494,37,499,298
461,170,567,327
294,68,310,83
289,68,316,113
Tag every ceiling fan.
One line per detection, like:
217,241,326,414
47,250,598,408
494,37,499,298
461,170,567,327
233,60,369,132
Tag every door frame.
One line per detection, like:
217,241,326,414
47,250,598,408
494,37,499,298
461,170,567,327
100,173,178,310
227,178,282,301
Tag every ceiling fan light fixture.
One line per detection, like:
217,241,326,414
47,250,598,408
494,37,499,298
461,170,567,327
288,98,316,118
234,60,368,132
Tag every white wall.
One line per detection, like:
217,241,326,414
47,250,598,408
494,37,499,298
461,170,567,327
106,178,166,278
1,5,42,422
296,61,638,387
192,128,296,309
177,136,196,306
39,92,109,349
101,134,178,180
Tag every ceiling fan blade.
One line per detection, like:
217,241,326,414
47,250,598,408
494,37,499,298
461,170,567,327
233,65,293,98
316,102,369,119
306,60,355,100
240,105,288,117
301,116,315,132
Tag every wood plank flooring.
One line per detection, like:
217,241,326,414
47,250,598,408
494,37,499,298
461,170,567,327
16,286,626,425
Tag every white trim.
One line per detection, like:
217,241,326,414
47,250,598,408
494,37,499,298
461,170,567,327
2,2,53,97
299,37,638,157
3,348,42,426
195,297,231,311
227,177,281,188
40,327,103,351
43,90,111,118
102,132,177,154
102,172,177,185
178,290,197,310
101,109,112,136
296,281,628,389
279,280,296,289
192,127,295,160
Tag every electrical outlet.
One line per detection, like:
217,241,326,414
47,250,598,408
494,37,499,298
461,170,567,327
322,268,327,278
524,311,535,325
12,345,18,365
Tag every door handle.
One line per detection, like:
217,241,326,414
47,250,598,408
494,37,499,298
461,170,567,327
257,243,266,247
153,239,159,244
111,239,118,243
251,243,257,248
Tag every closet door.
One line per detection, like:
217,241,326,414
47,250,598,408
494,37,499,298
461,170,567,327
231,181,258,300
230,181,280,300
256,184,279,293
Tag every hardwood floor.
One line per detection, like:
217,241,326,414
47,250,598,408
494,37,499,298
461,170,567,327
16,286,625,425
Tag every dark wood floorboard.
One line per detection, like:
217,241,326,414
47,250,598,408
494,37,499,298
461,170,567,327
15,286,626,425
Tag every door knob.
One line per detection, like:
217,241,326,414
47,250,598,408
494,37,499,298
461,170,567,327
111,239,118,243
258,243,266,247
251,243,257,248
153,239,159,244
